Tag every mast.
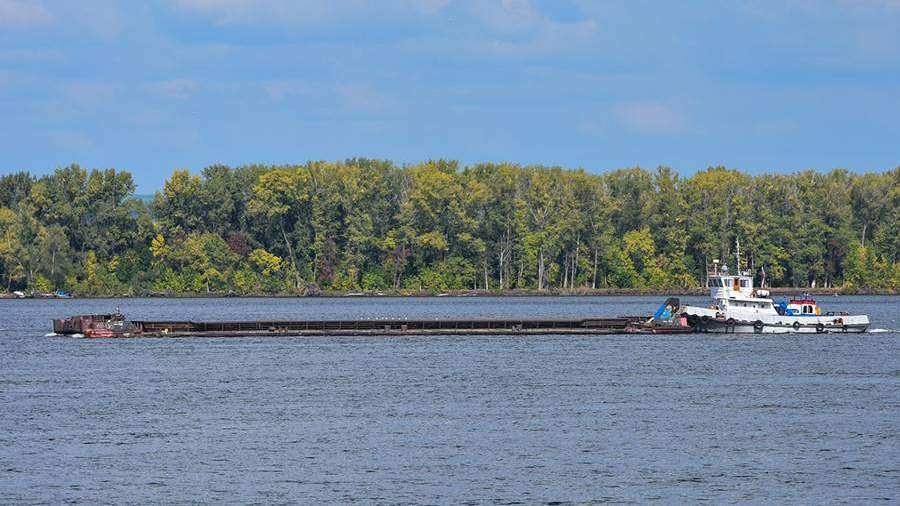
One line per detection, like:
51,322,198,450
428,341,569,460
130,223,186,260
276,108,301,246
735,237,741,273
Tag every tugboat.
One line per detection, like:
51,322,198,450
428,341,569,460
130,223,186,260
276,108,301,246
678,249,869,334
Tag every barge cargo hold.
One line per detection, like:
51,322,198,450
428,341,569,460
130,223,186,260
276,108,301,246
52,312,692,338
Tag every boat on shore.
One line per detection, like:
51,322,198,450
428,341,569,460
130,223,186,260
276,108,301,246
679,262,869,334
2,290,71,299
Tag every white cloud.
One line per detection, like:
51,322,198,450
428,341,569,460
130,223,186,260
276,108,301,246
0,0,50,27
170,0,599,60
0,1,127,37
172,0,412,25
458,0,599,59
411,0,450,15
173,0,325,25
613,101,686,135
172,0,452,26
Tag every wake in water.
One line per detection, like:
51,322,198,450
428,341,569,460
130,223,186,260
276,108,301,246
868,328,895,333
44,333,58,337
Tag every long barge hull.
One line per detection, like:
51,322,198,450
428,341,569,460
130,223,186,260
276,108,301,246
52,314,691,338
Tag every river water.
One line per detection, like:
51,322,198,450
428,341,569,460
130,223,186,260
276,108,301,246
1,296,898,503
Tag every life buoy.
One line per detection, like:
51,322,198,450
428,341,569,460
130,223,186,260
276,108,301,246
816,323,825,333
753,320,764,331
792,321,801,330
726,318,735,326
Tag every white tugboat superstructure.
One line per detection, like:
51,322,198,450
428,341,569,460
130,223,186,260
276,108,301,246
679,257,869,334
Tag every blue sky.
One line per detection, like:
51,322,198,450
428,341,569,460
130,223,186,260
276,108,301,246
1,0,899,191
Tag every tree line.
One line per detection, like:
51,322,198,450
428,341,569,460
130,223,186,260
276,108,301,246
0,160,897,295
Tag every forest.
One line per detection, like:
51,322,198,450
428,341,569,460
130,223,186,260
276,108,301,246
0,160,897,296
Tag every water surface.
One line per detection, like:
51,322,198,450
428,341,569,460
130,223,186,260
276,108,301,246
2,296,898,503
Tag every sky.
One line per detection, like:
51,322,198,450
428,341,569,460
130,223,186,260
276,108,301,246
1,0,899,191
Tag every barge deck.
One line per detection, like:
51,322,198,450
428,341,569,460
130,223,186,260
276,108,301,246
52,313,692,338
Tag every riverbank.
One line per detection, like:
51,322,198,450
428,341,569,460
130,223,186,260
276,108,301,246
3,287,896,299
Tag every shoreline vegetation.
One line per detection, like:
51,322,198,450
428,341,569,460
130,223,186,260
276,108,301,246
1,287,896,299
1,160,897,298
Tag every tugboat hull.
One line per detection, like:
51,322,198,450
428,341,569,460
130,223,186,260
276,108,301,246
681,308,870,334
695,318,869,334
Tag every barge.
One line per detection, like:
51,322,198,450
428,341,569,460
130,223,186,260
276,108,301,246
52,308,692,338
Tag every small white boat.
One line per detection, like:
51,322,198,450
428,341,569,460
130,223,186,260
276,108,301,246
680,262,869,334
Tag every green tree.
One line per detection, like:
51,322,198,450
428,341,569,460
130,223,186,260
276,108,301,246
247,168,311,290
1,161,897,295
